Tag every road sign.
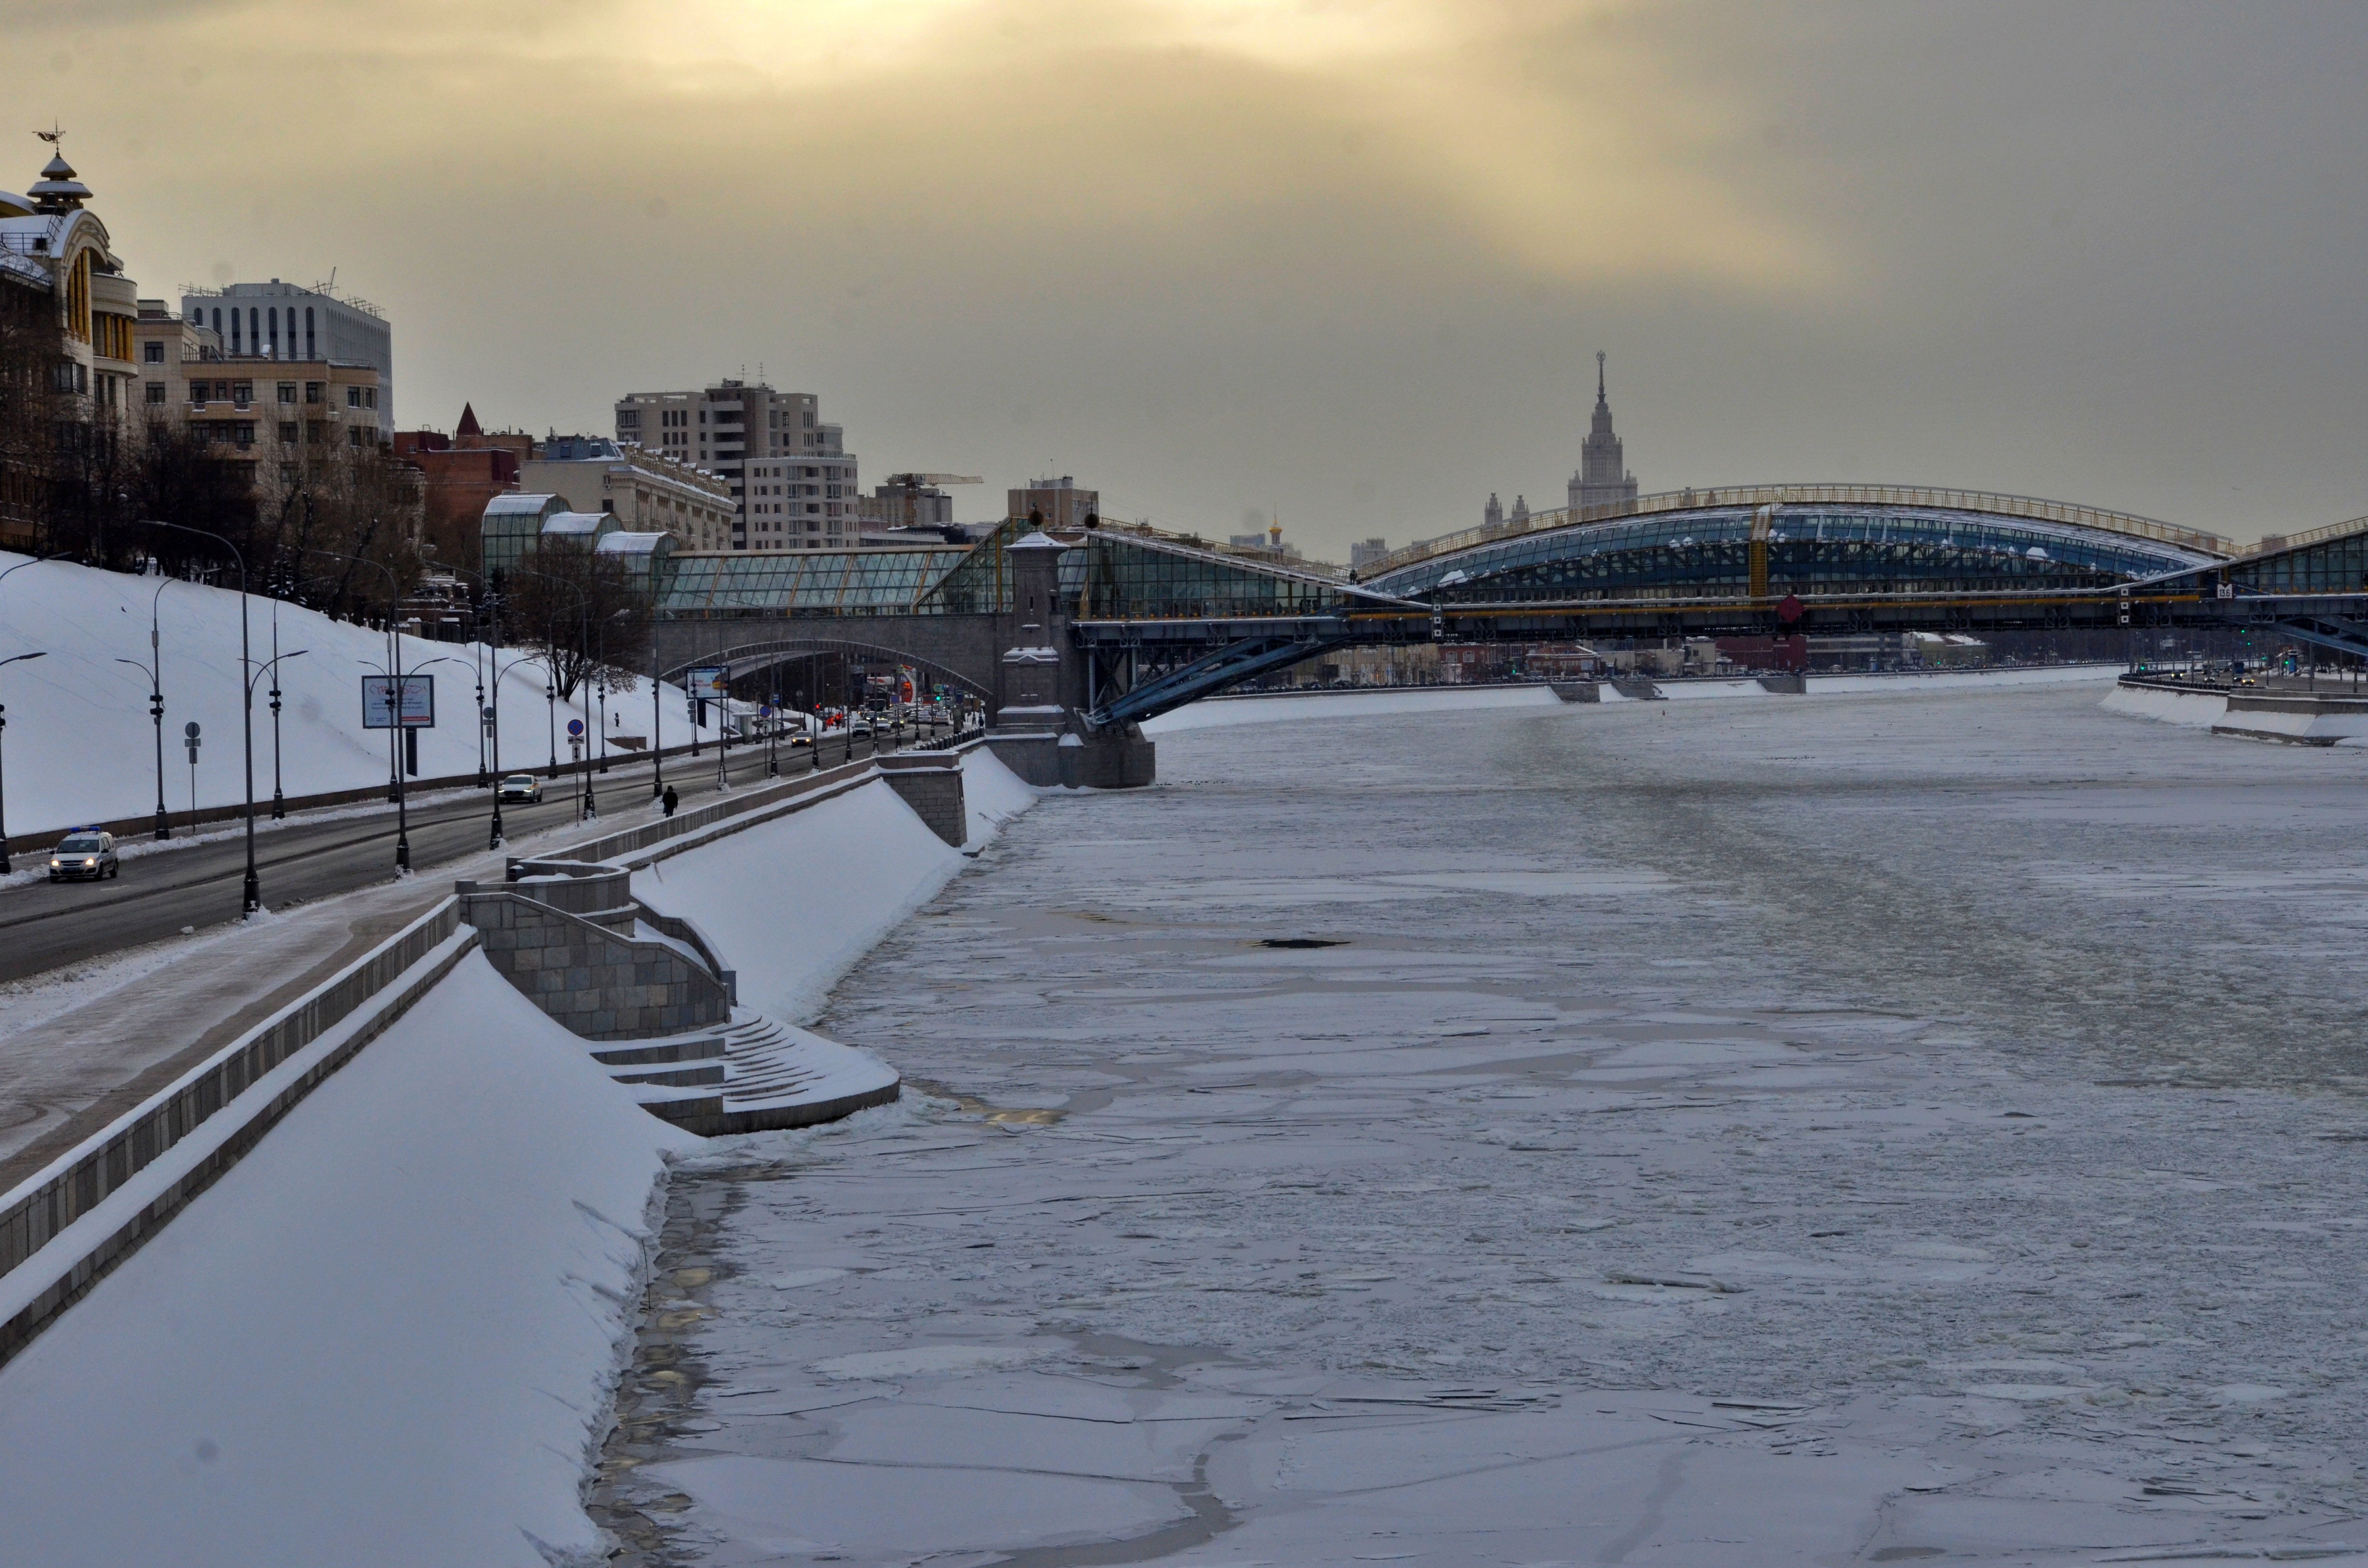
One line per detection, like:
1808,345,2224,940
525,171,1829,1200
567,718,585,737
362,674,436,729
183,721,200,739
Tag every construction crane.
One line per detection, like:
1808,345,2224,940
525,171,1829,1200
883,473,983,487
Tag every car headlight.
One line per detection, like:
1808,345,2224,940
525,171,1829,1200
49,858,60,868
84,858,97,866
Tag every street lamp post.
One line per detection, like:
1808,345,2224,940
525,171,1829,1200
650,638,665,802
146,521,261,916
112,574,175,839
0,651,50,873
268,598,289,819
313,546,436,876
250,648,308,817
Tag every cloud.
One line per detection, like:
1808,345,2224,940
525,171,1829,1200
13,0,1830,299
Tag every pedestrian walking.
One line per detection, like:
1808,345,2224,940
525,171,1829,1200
662,784,679,817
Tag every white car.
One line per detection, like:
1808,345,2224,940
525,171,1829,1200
496,773,545,804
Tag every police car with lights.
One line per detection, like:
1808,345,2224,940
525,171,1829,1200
49,829,120,882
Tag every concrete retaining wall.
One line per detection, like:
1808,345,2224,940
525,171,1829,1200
0,900,477,1369
878,754,966,846
456,888,732,1041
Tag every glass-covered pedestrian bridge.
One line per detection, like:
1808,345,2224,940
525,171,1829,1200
650,518,1405,622
1363,485,2235,606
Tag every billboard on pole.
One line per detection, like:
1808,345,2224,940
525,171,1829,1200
689,666,728,699
362,674,436,729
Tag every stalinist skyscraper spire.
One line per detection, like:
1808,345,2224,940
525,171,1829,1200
1569,351,1639,514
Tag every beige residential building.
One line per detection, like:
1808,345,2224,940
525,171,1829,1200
519,436,735,553
613,379,865,551
145,328,388,488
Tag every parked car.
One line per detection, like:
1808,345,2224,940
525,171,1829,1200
48,829,119,882
496,773,545,804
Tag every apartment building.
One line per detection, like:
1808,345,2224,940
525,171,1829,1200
613,379,863,551
1009,475,1098,531
152,345,387,487
179,280,394,438
519,434,735,553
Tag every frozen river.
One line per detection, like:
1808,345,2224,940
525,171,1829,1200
594,681,2368,1566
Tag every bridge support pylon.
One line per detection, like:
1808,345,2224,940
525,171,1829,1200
983,528,1157,789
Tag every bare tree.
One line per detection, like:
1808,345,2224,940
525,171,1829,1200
505,537,652,701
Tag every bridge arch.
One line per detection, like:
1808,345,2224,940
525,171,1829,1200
658,637,992,704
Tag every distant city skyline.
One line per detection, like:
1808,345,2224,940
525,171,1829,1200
8,3,2368,549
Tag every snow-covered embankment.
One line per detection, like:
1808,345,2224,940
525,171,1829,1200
0,745,1038,1568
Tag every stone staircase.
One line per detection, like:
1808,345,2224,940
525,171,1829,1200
457,859,899,1137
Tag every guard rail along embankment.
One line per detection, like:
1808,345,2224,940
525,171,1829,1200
0,731,992,1367
0,898,480,1369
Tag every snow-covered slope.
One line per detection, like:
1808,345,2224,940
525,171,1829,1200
0,952,695,1568
0,552,716,836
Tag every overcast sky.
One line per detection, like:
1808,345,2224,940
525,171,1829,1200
10,0,2365,551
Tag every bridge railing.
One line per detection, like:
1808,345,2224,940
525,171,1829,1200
1362,484,2234,579
2232,514,2368,559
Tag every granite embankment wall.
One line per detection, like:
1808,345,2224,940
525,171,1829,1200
0,899,478,1368
0,737,997,1368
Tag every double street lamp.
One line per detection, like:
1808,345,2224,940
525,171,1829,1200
144,521,262,916
111,575,175,839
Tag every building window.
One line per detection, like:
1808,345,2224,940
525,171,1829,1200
365,388,377,409
280,465,298,484
279,421,298,443
306,381,322,404
305,307,315,359
143,341,164,365
145,381,165,405
348,427,364,447
234,423,255,447
277,382,296,403
307,421,324,444
617,410,639,429
188,380,206,404
346,386,361,408
232,381,253,407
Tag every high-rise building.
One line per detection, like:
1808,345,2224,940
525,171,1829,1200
178,280,393,439
1568,351,1638,514
613,380,862,551
1008,475,1097,531
1349,537,1391,569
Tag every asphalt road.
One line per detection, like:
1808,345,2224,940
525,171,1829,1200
0,728,922,986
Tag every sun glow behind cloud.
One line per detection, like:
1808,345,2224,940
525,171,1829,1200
25,0,1829,297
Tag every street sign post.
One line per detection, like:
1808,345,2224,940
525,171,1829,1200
183,720,201,812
